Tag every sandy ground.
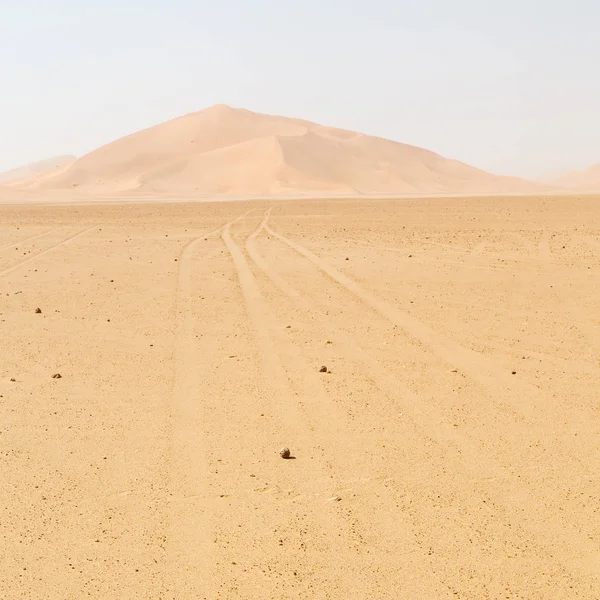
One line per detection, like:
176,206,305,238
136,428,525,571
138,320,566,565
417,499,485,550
1,196,599,599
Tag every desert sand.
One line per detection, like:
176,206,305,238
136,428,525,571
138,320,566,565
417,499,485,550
0,155,75,184
547,163,600,191
0,184,46,203
1,195,599,598
12,105,552,197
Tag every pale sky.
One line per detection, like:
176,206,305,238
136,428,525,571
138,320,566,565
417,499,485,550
1,0,599,177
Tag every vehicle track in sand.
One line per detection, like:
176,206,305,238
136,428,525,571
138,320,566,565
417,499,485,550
0,227,63,252
264,220,533,408
256,210,600,586
263,218,591,425
248,215,595,594
248,211,490,453
164,212,252,597
0,227,97,278
223,216,456,598
261,213,600,442
3,197,598,599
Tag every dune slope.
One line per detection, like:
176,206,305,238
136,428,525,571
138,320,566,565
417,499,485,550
0,155,75,184
547,163,600,191
0,184,44,202
22,105,549,196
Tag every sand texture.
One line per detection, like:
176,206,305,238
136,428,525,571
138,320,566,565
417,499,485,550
0,156,76,184
0,184,46,203
12,106,552,197
547,163,600,191
1,196,599,598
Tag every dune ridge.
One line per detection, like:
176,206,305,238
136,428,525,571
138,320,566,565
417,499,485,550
14,105,551,197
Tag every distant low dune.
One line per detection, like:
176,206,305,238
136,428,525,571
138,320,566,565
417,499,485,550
0,155,76,184
545,163,600,191
13,105,553,197
0,184,44,202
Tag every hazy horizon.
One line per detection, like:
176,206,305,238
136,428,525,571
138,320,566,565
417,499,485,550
2,0,599,178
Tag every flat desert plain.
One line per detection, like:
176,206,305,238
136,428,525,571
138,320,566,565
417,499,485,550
1,196,599,599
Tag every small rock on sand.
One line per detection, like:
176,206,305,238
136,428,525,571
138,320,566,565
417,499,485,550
319,366,328,373
35,308,42,314
279,447,291,459
52,373,62,379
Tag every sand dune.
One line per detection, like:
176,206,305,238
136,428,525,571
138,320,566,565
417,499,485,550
0,155,75,184
0,182,79,204
0,183,44,202
18,105,550,197
546,163,600,191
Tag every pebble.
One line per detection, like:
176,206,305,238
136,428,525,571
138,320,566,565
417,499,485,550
279,447,291,459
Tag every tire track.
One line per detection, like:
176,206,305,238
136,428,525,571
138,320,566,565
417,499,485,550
263,215,600,445
251,213,591,445
0,227,96,278
250,212,600,583
248,215,592,594
223,218,342,463
248,214,470,476
248,213,479,452
225,218,454,598
264,220,528,403
0,227,63,252
164,212,252,597
264,217,587,427
263,215,600,451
